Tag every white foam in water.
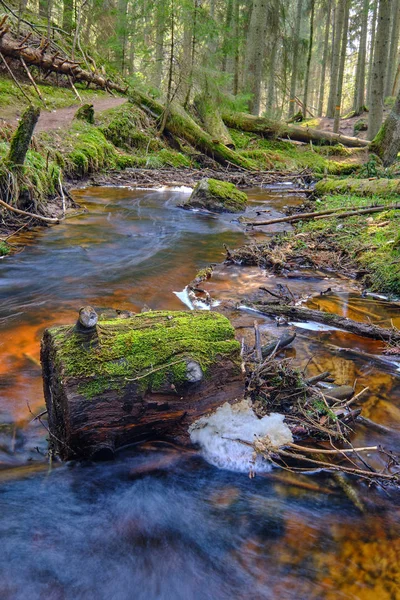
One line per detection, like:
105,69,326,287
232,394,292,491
174,287,194,309
173,287,220,311
189,399,293,473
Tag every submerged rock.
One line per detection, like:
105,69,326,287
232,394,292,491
41,310,244,460
183,178,248,213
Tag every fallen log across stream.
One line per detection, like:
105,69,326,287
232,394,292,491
251,303,400,344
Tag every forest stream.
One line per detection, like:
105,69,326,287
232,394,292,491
1,185,400,600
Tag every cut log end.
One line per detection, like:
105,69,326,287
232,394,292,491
41,310,244,460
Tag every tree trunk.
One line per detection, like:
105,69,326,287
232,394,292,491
288,0,304,118
153,0,166,89
368,0,391,139
327,0,344,118
385,0,400,97
353,0,369,114
62,0,74,34
303,0,315,117
222,111,369,147
38,0,47,19
370,90,400,165
131,92,256,169
244,0,268,115
317,0,331,117
333,0,349,133
233,0,240,95
7,105,40,167
194,94,234,148
116,0,128,73
221,0,234,72
41,311,244,460
366,0,378,104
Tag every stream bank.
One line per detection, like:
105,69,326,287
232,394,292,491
0,184,400,599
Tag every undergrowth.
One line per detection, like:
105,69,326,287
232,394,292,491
297,194,400,295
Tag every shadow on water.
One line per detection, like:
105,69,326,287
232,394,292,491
1,186,400,599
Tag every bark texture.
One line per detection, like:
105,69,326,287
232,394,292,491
131,91,257,169
0,27,127,94
41,311,244,460
7,104,40,166
370,91,400,165
222,111,369,147
244,0,268,115
368,0,391,139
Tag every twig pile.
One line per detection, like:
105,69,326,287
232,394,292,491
244,334,400,488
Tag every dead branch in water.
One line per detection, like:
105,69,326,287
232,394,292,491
0,197,59,223
244,203,400,227
251,303,400,344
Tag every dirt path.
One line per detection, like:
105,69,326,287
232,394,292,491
35,97,127,132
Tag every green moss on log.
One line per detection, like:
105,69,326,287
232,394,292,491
184,178,248,213
48,310,240,399
74,103,95,124
7,105,40,168
315,178,400,197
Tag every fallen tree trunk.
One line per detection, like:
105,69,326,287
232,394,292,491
41,310,244,460
194,94,235,148
252,303,400,344
0,24,127,94
245,203,399,226
222,111,370,148
130,91,256,170
315,178,400,198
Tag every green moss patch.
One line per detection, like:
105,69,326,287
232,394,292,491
296,194,400,295
49,310,240,399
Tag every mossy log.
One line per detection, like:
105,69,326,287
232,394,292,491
41,310,244,460
222,112,370,148
130,91,256,170
315,178,400,197
7,105,40,166
370,92,400,166
194,94,235,148
183,178,248,213
0,26,127,94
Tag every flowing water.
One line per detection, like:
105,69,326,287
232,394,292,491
1,186,400,600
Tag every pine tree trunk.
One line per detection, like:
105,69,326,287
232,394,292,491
244,0,268,115
368,0,391,139
333,0,349,133
367,0,378,104
327,0,344,118
222,0,234,72
353,0,369,114
370,88,400,165
385,0,400,97
153,0,166,89
288,0,304,118
303,0,315,117
317,0,332,117
62,0,74,34
179,2,194,103
233,0,240,95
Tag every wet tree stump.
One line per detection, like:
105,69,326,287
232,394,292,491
41,310,244,460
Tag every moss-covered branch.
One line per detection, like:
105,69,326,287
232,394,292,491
222,111,370,148
315,178,400,197
130,91,257,170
